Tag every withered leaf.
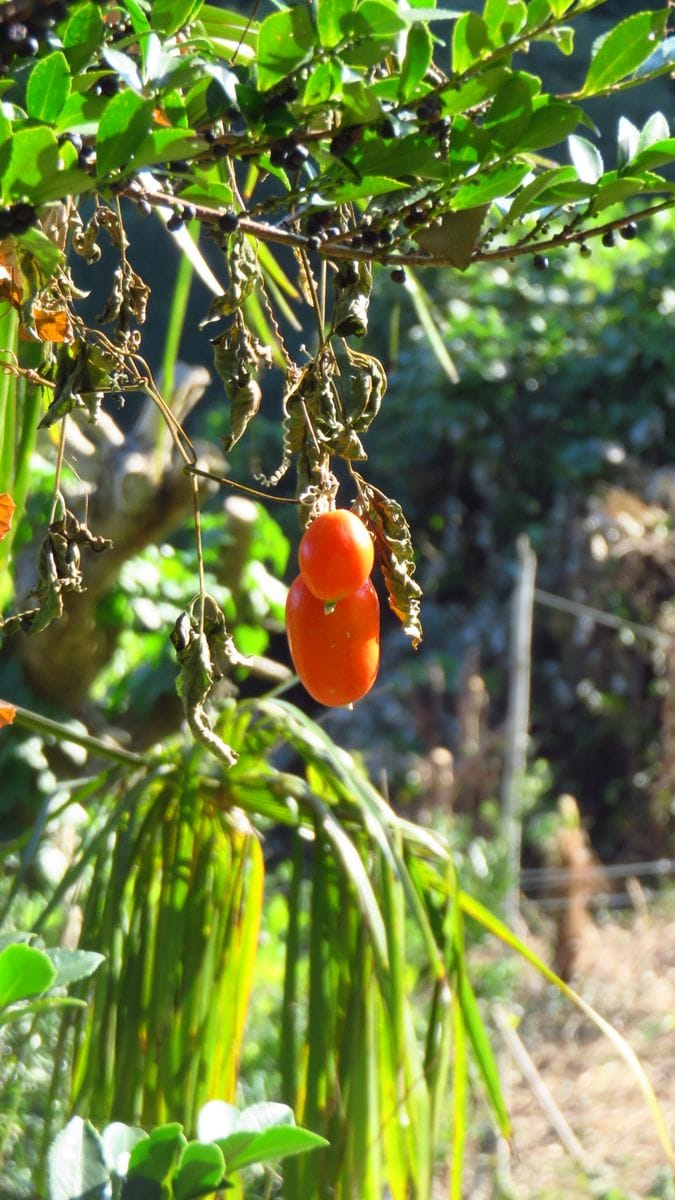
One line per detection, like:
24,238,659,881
171,596,246,769
354,474,423,647
414,205,488,270
0,701,16,728
332,259,372,338
212,315,271,452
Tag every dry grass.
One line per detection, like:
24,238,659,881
458,893,675,1199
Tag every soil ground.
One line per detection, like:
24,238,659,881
458,892,675,1199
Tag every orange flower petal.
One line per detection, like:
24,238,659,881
0,493,16,542
0,702,16,728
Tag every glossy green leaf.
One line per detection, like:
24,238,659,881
62,1,104,71
568,133,603,184
629,138,675,173
127,1123,187,1183
483,0,527,44
48,1118,110,1200
0,127,62,203
151,0,204,37
173,1141,225,1200
0,942,56,1008
102,47,143,92
26,51,71,123
399,23,434,100
317,0,352,47
96,91,154,175
224,1125,328,1173
637,112,670,155
582,10,669,96
452,11,489,76
122,0,152,35
257,7,315,90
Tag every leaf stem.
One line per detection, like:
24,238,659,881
4,701,148,768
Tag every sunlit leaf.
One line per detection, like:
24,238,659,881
582,10,669,96
0,701,16,727
32,305,73,344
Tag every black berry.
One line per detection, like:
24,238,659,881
620,221,638,241
218,210,239,233
182,204,196,222
601,230,616,248
307,235,320,251
391,267,406,284
167,212,184,232
533,253,549,271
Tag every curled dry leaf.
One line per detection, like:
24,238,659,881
332,259,372,338
0,701,16,728
171,596,247,769
32,304,73,343
353,474,423,648
0,493,16,543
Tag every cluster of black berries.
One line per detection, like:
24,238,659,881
0,1,70,65
0,201,37,236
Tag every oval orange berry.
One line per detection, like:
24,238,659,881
285,575,380,707
298,509,374,602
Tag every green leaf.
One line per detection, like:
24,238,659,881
0,942,57,1007
316,0,352,47
451,162,530,209
102,47,142,92
151,0,204,37
590,175,646,213
102,1124,148,1177
173,1141,225,1200
303,60,343,106
122,0,152,34
62,2,104,72
96,91,153,175
455,957,510,1137
483,76,532,149
617,115,639,170
440,67,510,116
48,1118,110,1200
629,138,675,173
46,947,105,988
504,166,576,223
399,23,433,100
257,7,315,90
127,1123,187,1183
223,1126,328,1174
26,51,71,123
568,133,603,184
483,0,526,44
637,111,670,155
0,127,63,203
582,10,669,96
452,11,489,76
518,99,580,151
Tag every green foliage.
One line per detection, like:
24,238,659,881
47,1104,326,1200
0,3,674,1198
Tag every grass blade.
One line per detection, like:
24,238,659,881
460,890,675,1168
